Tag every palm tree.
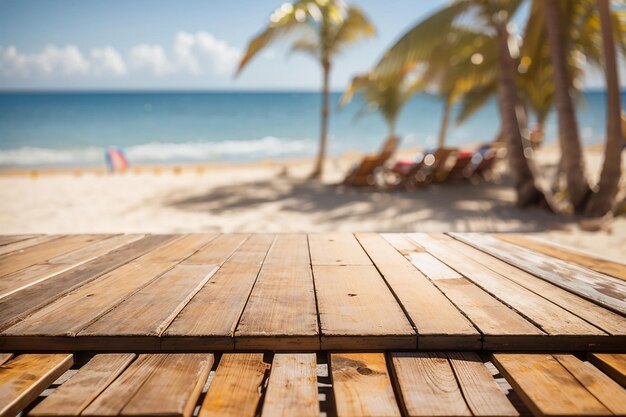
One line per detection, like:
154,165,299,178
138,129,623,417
542,0,592,213
339,67,418,137
585,0,623,216
374,0,548,207
236,0,375,179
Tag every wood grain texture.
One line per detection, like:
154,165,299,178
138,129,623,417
447,352,518,416
163,235,274,349
236,234,318,350
0,354,11,366
0,235,58,257
331,353,401,417
3,235,214,337
553,354,626,415
357,233,479,350
492,353,610,416
390,352,471,417
588,353,626,387
29,353,135,416
0,234,175,332
80,264,217,337
0,234,142,300
410,234,605,337
82,353,213,417
309,233,372,266
314,265,415,350
441,234,626,336
0,353,73,417
0,234,40,247
452,233,626,315
199,353,269,417
261,353,319,417
0,234,107,277
497,233,626,281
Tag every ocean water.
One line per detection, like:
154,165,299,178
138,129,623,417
0,91,621,168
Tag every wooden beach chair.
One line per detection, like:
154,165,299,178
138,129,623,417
342,136,399,186
446,150,474,181
404,147,458,189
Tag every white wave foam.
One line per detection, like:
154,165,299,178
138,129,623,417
0,137,316,167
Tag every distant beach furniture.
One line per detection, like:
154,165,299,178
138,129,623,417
342,136,400,186
105,146,129,173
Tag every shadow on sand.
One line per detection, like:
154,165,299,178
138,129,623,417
168,174,573,232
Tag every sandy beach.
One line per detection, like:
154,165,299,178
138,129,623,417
1,145,625,261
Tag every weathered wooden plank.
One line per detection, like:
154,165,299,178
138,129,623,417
236,234,318,350
314,265,415,350
0,234,143,300
261,353,319,417
162,234,274,350
0,234,40,247
390,352,471,417
331,353,401,417
447,352,518,416
0,234,107,277
183,233,248,265
308,233,372,266
0,354,73,417
357,233,480,350
263,233,310,265
441,234,626,337
82,354,212,417
0,234,174,334
492,353,610,416
2,235,214,338
0,235,59,257
199,353,269,417
588,353,626,387
452,233,626,315
120,354,213,417
384,234,545,349
79,265,217,343
553,354,626,415
497,233,626,281
29,353,135,416
409,234,607,343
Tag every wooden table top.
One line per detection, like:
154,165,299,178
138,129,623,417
0,232,624,352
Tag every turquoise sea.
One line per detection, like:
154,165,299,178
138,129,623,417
0,91,621,167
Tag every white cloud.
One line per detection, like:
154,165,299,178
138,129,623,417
90,47,126,76
0,31,240,80
0,44,90,77
193,31,241,75
129,44,172,76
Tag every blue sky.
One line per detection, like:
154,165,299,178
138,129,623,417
0,0,619,90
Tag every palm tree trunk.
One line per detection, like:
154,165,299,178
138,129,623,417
438,100,450,148
494,21,548,208
310,60,331,179
543,0,591,212
586,0,623,216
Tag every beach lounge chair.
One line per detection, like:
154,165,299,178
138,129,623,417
468,143,505,181
404,147,458,189
446,150,474,181
342,136,400,186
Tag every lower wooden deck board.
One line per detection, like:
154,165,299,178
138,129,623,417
0,233,624,352
4,351,626,417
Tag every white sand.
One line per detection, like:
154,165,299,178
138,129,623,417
0,146,624,261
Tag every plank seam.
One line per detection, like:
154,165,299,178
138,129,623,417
355,234,420,349
64,234,221,337
382,234,487,349
231,235,277,349
407,234,559,338
443,233,616,336
0,235,178,332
